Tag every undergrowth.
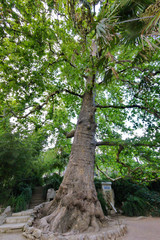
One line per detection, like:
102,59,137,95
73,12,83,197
113,178,160,217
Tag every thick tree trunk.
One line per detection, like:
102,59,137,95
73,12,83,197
34,90,105,234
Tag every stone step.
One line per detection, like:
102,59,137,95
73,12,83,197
32,193,43,196
30,199,43,202
6,215,30,224
12,209,33,217
0,223,25,233
30,198,43,201
30,200,43,204
29,186,44,209
32,194,43,197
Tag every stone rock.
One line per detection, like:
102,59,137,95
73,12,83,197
26,217,34,227
27,227,34,234
41,234,49,240
33,228,42,238
22,232,29,238
0,206,12,225
47,188,56,202
3,206,12,216
107,231,113,239
0,215,6,225
83,236,89,240
24,224,29,232
27,220,33,226
27,233,35,240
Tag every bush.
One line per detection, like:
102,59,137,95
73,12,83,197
112,178,141,207
113,178,160,217
4,184,32,212
148,180,160,193
97,192,108,216
122,195,149,216
94,178,103,192
12,195,27,212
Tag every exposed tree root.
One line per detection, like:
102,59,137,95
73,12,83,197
33,188,106,235
23,204,127,240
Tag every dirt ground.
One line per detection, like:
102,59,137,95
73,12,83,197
0,216,160,240
0,233,26,240
118,216,160,240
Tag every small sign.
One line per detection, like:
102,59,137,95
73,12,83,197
102,185,111,190
101,182,112,191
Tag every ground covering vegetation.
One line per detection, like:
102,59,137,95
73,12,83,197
0,0,159,236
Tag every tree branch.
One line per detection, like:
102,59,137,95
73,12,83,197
48,42,77,69
63,58,77,68
116,145,131,171
7,88,82,119
64,89,83,98
96,164,122,182
64,129,76,138
153,70,160,76
95,104,160,119
115,147,145,177
96,139,159,148
7,90,60,119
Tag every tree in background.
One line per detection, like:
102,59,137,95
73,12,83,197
0,119,48,201
0,0,159,235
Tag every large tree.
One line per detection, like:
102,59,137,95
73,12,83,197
0,0,160,237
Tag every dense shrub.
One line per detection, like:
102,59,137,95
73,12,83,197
113,178,160,216
94,178,103,192
122,195,149,216
8,194,27,213
112,178,141,207
97,192,108,216
4,186,32,212
148,180,160,193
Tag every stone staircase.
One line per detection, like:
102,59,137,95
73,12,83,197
0,187,45,234
29,186,44,209
0,209,33,233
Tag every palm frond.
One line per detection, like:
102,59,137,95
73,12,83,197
96,18,115,46
142,1,160,34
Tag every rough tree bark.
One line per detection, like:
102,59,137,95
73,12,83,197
34,82,106,234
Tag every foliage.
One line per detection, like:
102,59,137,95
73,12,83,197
122,195,149,217
40,145,70,176
135,188,160,216
0,0,159,190
1,184,32,212
148,180,160,192
112,178,141,207
94,178,110,216
0,120,48,189
94,178,104,192
0,121,48,210
97,192,108,216
113,178,160,216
